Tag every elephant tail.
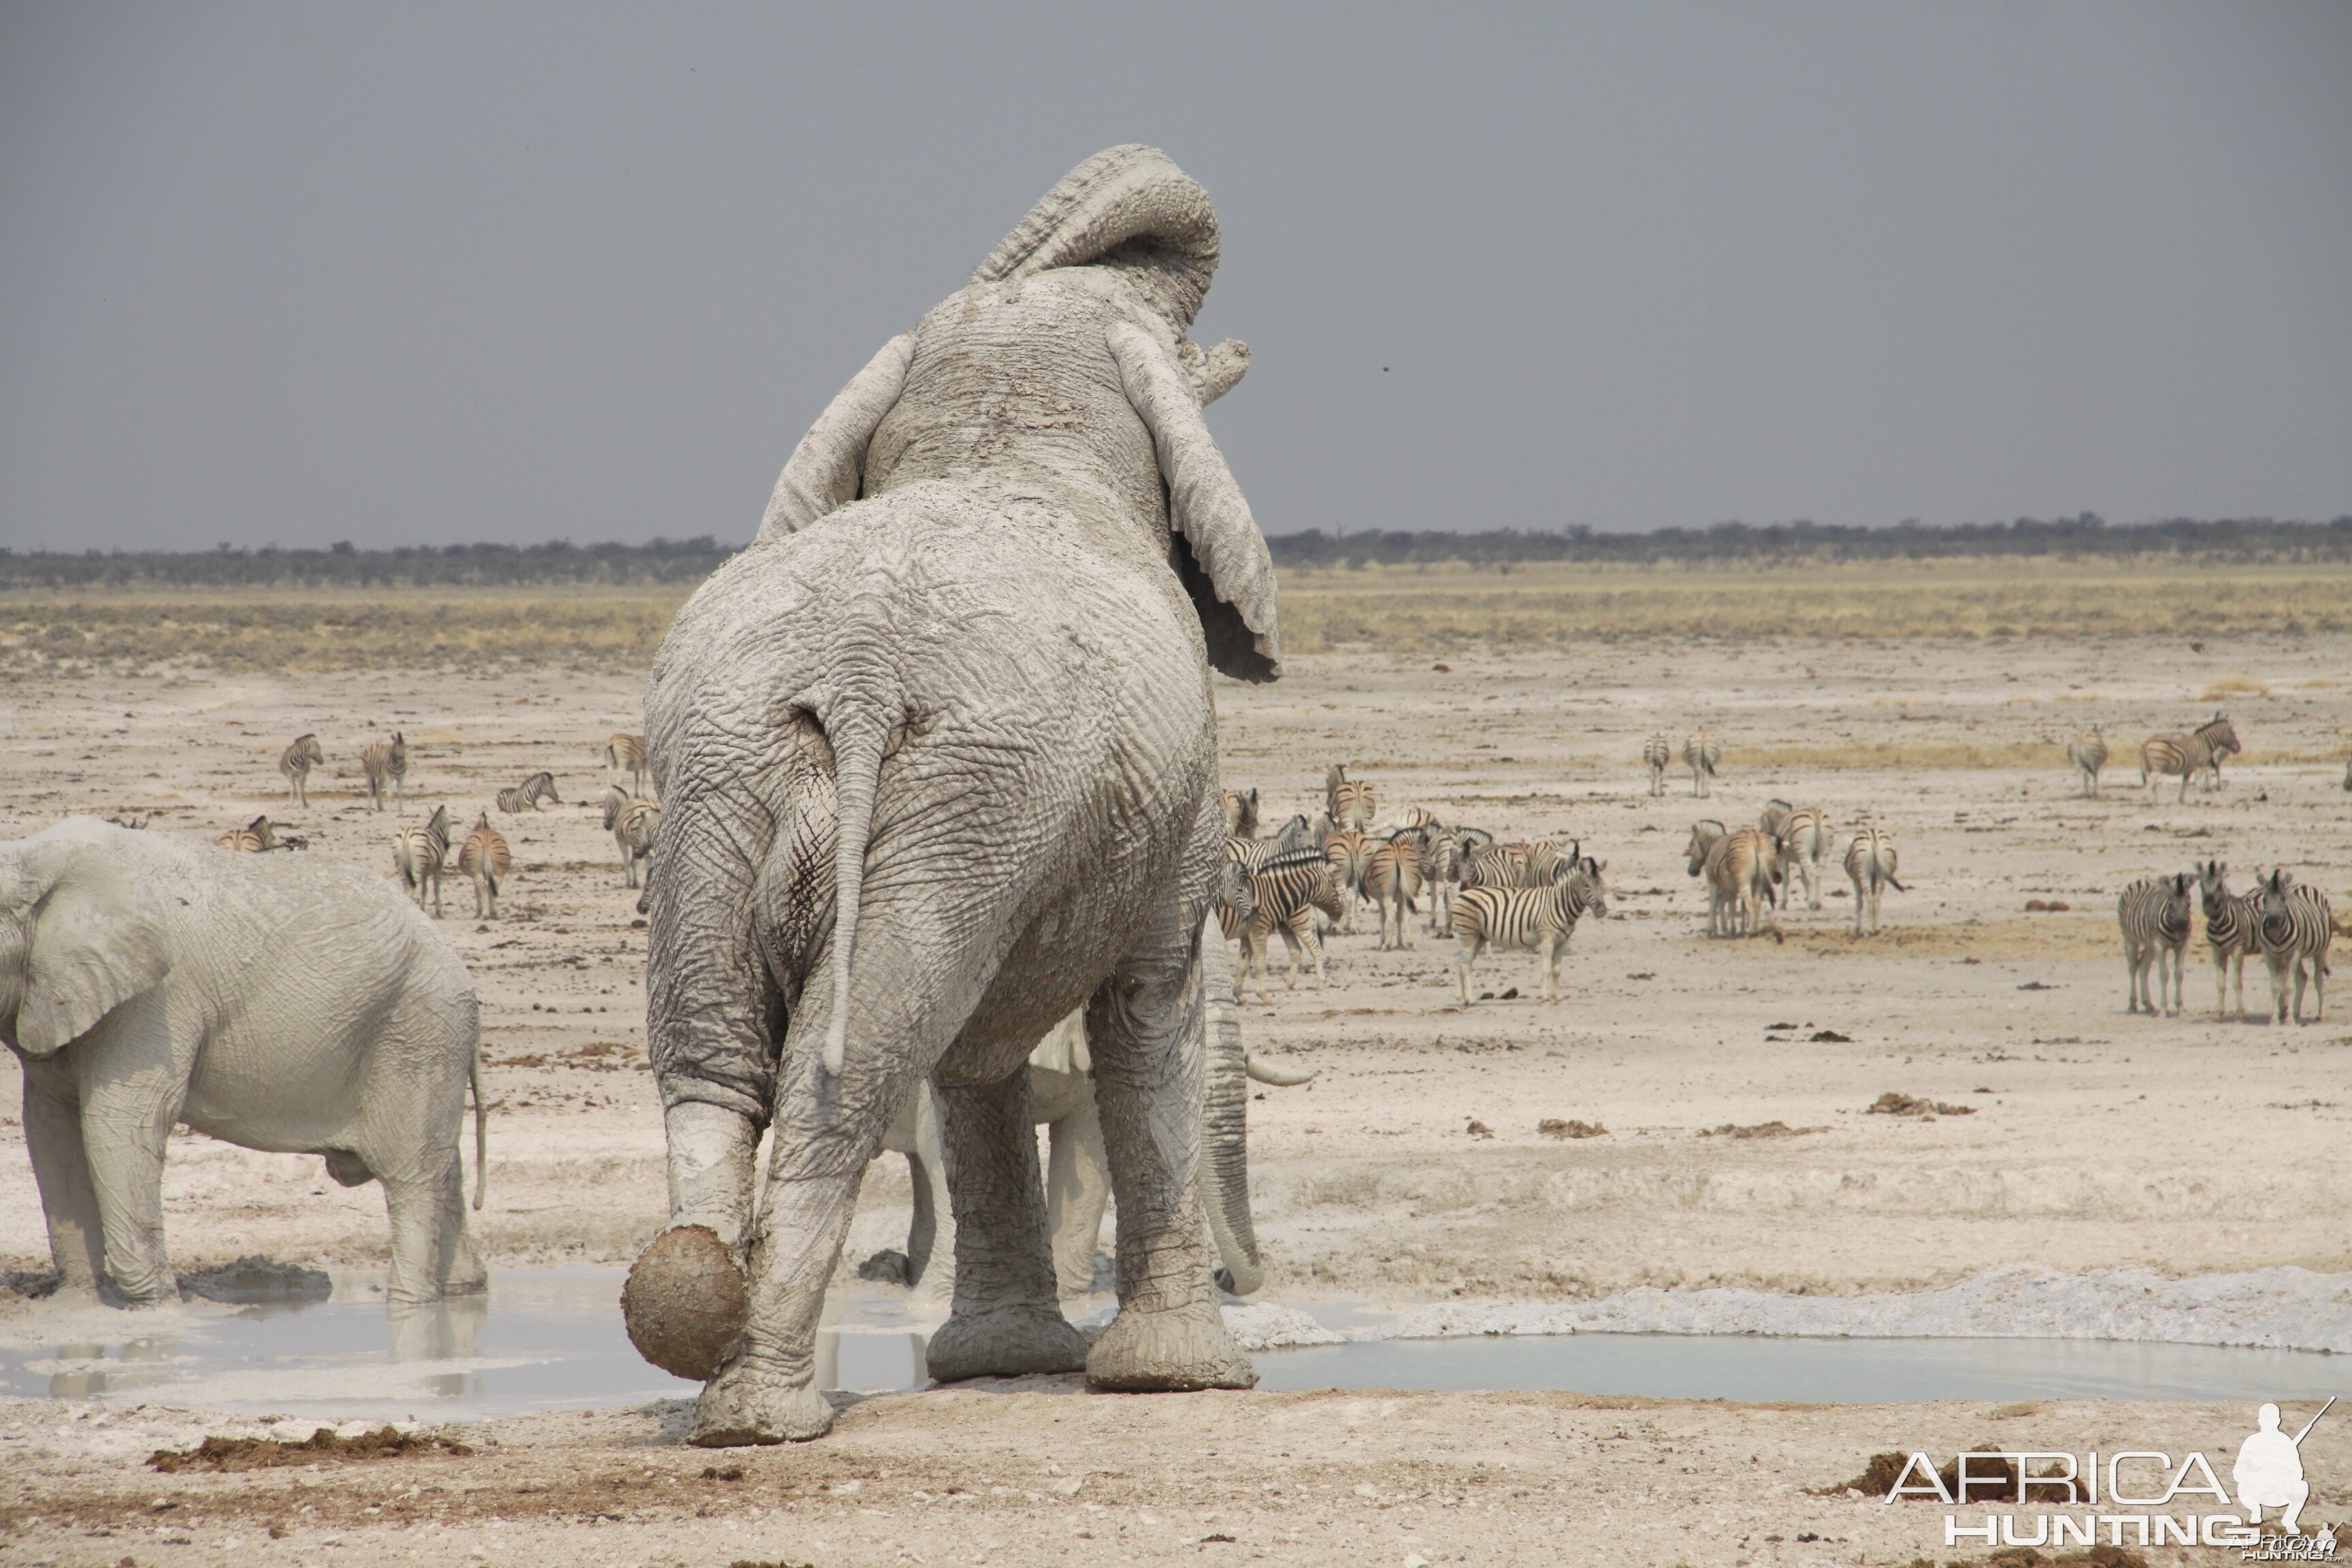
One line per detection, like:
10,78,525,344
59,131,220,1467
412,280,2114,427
470,1044,487,1210
820,706,893,1079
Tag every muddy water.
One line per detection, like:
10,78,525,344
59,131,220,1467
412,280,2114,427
7,1270,2349,1420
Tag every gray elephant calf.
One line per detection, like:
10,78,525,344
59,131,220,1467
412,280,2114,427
625,144,1283,1445
1,818,486,1306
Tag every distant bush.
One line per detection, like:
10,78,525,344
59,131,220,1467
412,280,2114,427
0,537,735,591
1267,515,2352,568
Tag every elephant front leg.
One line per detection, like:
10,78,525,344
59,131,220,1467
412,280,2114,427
20,1067,106,1301
1083,918,1256,1394
80,1078,179,1306
922,1069,1088,1382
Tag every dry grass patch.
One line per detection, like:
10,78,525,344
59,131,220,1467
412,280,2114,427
2199,672,2271,700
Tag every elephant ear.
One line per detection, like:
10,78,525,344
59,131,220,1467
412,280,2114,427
973,145,1220,331
756,333,915,543
1108,321,1281,683
15,840,167,1057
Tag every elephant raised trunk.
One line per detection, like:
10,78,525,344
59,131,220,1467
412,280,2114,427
1198,936,1261,1296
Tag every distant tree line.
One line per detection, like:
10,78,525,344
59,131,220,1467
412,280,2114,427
1269,514,2352,568
0,537,735,591
5,515,2350,590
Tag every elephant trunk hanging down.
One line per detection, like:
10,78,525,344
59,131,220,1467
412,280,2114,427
623,145,1282,1445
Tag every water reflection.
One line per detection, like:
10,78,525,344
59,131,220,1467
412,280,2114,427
390,1295,489,1396
48,1334,182,1397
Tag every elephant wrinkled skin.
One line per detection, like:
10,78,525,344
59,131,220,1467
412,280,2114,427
629,145,1282,1444
0,817,486,1307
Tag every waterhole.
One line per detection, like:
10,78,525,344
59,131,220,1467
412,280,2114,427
5,1270,2347,1420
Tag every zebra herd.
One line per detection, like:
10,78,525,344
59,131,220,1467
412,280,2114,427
2065,712,2242,802
2119,861,2332,1024
1685,800,1904,939
244,728,660,917
1215,768,1610,1006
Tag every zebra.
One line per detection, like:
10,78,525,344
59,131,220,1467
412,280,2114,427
1760,800,1835,912
1227,815,1319,874
2140,713,2240,804
1365,832,1424,950
216,815,275,853
394,804,453,917
1221,786,1260,838
1320,828,1372,933
1417,826,1463,935
278,734,325,807
1325,764,1375,833
1844,828,1902,937
1237,853,1347,1000
1401,806,1443,831
1682,730,1720,798
1643,734,1671,797
2255,870,2332,1024
359,732,408,813
495,771,561,813
1687,821,1778,936
457,813,512,920
601,732,649,794
2117,872,2193,1015
2066,725,2108,798
601,785,661,889
2195,859,2261,1022
1452,860,1608,1004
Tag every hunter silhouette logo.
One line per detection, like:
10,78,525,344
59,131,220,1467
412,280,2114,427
2236,1398,2330,1535
1885,1397,2338,1554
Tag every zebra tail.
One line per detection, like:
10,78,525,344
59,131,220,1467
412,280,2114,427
470,1042,487,1210
819,704,893,1081
1884,872,1906,893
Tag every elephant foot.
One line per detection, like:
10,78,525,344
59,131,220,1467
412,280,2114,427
691,1362,834,1446
1085,1300,1257,1392
924,1304,1089,1382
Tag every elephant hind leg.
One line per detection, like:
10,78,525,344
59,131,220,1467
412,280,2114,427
922,1067,1088,1383
382,1160,484,1305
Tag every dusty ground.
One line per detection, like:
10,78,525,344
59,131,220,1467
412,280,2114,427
3,623,2350,1565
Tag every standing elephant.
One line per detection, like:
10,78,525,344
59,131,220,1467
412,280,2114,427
1,818,486,1307
621,145,1281,1446
867,947,1314,1305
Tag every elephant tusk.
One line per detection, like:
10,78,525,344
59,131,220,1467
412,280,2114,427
1245,1053,1316,1087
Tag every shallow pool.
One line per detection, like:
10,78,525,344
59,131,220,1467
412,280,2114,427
5,1271,2347,1420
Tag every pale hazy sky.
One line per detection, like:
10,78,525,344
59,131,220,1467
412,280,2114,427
3,3,2347,551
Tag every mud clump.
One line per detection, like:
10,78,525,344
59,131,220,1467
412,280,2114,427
2023,899,2072,912
1869,1092,1976,1118
622,1224,749,1382
178,1256,331,1304
1810,1029,1852,1043
1699,1120,1821,1139
1465,1119,1495,1139
149,1425,472,1473
1537,1119,1607,1139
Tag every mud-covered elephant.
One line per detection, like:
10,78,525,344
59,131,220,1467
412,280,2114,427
1,818,486,1307
621,145,1282,1445
867,960,1313,1305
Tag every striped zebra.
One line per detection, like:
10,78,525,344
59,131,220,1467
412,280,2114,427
1365,832,1424,950
1226,815,1318,874
1418,826,1463,935
1683,730,1720,798
1643,734,1671,796
2066,725,2108,798
278,734,325,807
2195,859,2260,1022
1844,828,1902,937
1452,860,1608,1003
1401,806,1443,831
2117,872,2193,1015
1463,836,1576,892
601,785,661,889
457,813,512,920
1325,764,1375,833
2140,713,2240,804
1320,828,1372,933
1687,821,1778,936
2255,870,2332,1024
1760,800,1834,912
394,804,453,917
359,732,408,813
1236,851,1346,1000
495,771,561,813
1221,786,1260,838
216,815,275,853
601,732,649,794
